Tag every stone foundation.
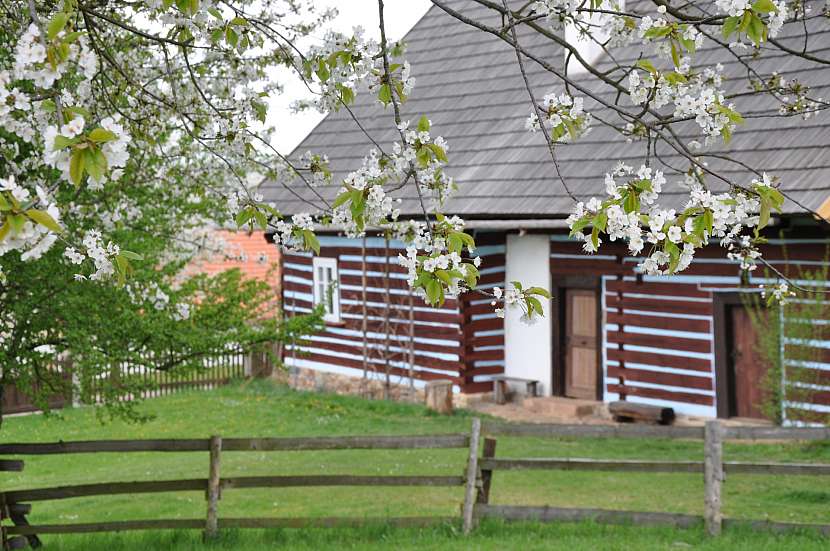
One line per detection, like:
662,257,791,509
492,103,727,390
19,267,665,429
273,365,428,402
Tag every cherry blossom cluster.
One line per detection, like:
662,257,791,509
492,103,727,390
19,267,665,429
125,281,192,321
530,0,579,29
525,93,592,143
66,230,120,281
567,163,782,277
490,282,551,326
761,282,796,305
0,176,60,261
396,215,481,305
628,62,742,145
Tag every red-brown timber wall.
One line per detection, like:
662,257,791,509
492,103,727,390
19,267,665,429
282,234,505,392
551,235,830,418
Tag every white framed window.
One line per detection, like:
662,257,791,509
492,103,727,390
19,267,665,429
312,257,340,322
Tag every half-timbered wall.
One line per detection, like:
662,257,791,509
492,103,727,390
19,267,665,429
282,234,506,392
551,234,830,419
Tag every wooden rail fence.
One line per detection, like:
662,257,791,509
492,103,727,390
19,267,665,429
0,431,472,549
475,420,830,536
3,419,830,548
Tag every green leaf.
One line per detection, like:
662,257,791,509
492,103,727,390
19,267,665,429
25,209,62,233
0,221,9,241
752,0,776,13
747,13,766,45
526,296,544,317
332,191,352,209
53,135,76,150
526,286,552,299
417,115,430,132
225,26,239,48
378,84,392,106
427,144,448,163
636,59,657,74
302,229,320,254
120,250,143,261
235,208,254,227
722,16,740,39
88,128,117,143
0,193,9,211
69,149,85,186
47,12,68,40
84,147,108,182
7,213,25,233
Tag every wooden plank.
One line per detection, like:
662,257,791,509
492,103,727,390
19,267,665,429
723,518,830,537
607,366,712,392
607,349,712,373
6,519,205,535
476,438,497,505
0,459,24,472
220,475,466,489
221,434,470,451
220,516,456,529
481,422,705,440
205,435,222,539
0,440,209,455
704,420,724,536
479,458,703,473
607,312,710,334
607,331,711,354
2,479,208,502
6,504,32,516
607,384,714,406
606,295,713,316
477,458,830,476
462,418,482,535
474,504,701,528
723,426,830,441
6,516,456,535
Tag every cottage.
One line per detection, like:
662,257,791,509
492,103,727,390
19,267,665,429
263,1,830,421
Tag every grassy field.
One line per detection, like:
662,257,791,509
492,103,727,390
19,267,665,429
2,379,830,549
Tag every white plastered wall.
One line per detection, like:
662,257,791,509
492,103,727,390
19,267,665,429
504,233,553,395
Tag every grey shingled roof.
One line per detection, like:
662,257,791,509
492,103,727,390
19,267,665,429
262,0,830,218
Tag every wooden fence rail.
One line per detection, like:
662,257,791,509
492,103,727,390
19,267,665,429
3,419,830,548
476,419,830,538
0,429,473,548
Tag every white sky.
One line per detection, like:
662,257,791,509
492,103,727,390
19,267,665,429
266,0,432,154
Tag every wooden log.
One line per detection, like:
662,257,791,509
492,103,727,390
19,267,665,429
474,504,701,528
220,475,466,489
204,435,221,539
5,517,456,535
704,420,724,537
482,422,705,440
723,426,830,441
609,401,675,425
8,507,41,549
6,505,31,516
462,418,482,535
723,518,830,537
0,460,24,472
2,479,208,502
476,438,497,505
0,434,470,455
222,434,470,451
480,458,703,473
424,380,454,415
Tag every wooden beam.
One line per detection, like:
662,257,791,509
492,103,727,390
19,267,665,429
474,504,701,528
704,420,724,536
204,435,222,539
0,460,24,472
462,418,482,535
482,422,704,440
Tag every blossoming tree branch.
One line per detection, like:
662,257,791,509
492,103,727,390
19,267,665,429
2,0,828,329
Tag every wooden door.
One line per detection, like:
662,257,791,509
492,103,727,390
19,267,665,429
564,288,599,399
729,306,768,419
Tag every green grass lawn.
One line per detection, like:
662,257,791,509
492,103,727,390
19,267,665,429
2,379,830,549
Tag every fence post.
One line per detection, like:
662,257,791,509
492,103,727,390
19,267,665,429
205,435,222,539
476,437,497,505
704,420,724,536
462,417,481,534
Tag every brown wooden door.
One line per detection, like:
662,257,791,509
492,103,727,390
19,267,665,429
729,306,768,419
564,288,599,399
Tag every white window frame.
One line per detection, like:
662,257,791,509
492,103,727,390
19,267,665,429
312,257,341,323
